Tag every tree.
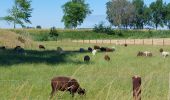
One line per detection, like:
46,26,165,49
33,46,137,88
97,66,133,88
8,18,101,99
1,0,32,28
106,0,135,29
165,3,170,29
150,0,166,30
62,0,92,29
132,0,145,29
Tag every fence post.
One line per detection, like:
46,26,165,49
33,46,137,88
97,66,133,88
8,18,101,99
152,39,153,45
132,75,141,100
134,39,135,45
110,39,111,44
143,39,144,45
163,39,165,46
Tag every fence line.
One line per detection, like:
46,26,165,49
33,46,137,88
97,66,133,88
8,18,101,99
71,38,170,46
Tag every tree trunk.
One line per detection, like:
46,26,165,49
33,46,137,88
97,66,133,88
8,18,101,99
14,21,16,29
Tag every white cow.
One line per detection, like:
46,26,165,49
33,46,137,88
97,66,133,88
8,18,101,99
161,51,169,58
92,49,97,56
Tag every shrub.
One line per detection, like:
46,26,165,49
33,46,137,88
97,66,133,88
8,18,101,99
36,25,42,29
49,27,59,40
93,23,114,35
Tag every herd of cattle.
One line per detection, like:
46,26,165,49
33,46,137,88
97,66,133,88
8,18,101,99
0,43,169,98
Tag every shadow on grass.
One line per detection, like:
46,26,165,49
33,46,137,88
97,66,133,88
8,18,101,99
0,49,92,66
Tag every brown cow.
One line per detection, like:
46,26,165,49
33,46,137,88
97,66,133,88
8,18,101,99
106,48,115,52
50,76,86,98
137,51,144,56
94,45,100,50
39,45,45,49
104,55,110,61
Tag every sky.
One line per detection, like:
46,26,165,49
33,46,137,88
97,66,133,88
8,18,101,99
0,0,170,29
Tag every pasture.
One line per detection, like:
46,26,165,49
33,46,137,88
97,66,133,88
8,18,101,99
0,41,170,100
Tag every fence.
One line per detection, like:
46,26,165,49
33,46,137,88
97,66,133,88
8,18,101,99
71,38,170,46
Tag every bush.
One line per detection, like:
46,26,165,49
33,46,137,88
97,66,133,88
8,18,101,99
49,27,59,40
93,23,114,35
36,25,42,29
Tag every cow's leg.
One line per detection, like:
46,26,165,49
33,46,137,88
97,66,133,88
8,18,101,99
50,83,57,99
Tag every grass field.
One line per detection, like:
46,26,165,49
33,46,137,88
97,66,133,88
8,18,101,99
0,41,170,100
9,29,170,41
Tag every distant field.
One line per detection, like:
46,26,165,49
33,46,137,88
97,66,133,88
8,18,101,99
8,29,170,41
0,41,170,100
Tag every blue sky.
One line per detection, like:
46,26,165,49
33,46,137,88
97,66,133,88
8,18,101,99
0,0,170,28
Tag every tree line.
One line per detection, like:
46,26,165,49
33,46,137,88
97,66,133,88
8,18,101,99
1,0,170,30
106,0,170,30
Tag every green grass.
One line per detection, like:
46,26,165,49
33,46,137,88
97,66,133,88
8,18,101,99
8,29,170,41
0,41,170,100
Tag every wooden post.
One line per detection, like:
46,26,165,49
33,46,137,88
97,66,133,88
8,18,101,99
110,39,111,44
132,76,141,100
134,39,135,45
152,39,153,45
163,39,165,46
143,39,144,45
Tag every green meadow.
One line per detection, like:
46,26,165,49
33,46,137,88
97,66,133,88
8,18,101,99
0,41,170,100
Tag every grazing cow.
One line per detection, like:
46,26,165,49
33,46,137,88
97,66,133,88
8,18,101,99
92,49,97,56
39,45,45,49
124,44,128,47
57,47,64,54
137,51,144,56
159,48,163,53
57,47,63,52
100,47,106,52
94,45,100,50
88,47,93,52
104,55,110,61
106,48,115,52
50,76,86,98
84,55,90,62
160,49,169,58
0,46,6,50
143,51,152,57
14,46,24,53
161,51,169,58
80,48,85,52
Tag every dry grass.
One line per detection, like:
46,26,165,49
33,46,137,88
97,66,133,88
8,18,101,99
0,30,36,48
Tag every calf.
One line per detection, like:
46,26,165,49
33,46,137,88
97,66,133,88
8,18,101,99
39,45,45,49
50,76,86,98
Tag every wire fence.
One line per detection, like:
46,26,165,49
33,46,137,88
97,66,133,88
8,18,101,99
70,38,170,46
